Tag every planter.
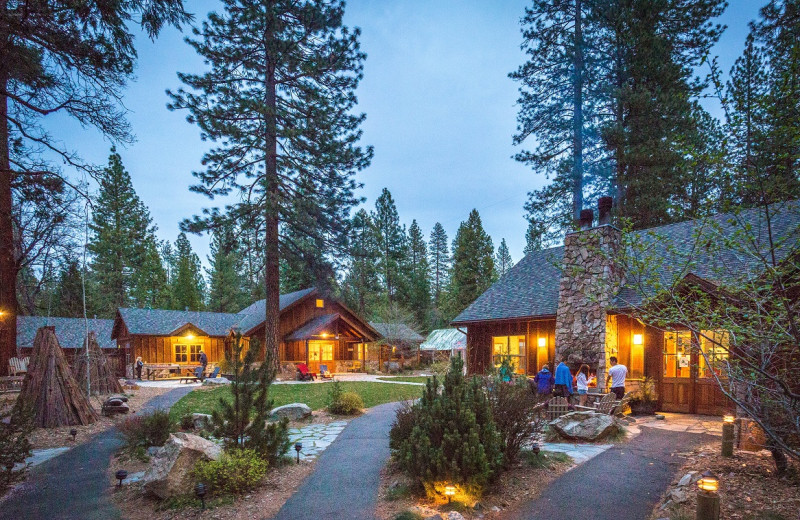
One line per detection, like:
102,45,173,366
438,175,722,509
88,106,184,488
629,400,658,416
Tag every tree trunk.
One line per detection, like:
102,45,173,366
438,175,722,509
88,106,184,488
0,63,17,376
768,438,788,475
572,0,584,221
264,59,280,373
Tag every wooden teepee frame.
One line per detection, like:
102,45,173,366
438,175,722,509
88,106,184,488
73,331,123,396
18,326,98,427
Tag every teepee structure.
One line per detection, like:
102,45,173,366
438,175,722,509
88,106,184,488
73,331,123,396
18,327,98,427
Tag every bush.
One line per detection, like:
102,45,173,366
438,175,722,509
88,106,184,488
118,409,174,451
393,512,423,520
179,413,195,431
390,355,503,498
193,448,268,495
389,400,420,451
329,392,364,415
487,375,545,465
0,405,33,491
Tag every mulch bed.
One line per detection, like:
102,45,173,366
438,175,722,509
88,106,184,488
651,443,800,520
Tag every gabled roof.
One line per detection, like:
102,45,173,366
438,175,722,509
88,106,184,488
369,322,425,343
115,308,241,337
420,328,466,351
17,316,116,349
285,314,340,341
236,288,317,334
453,201,800,324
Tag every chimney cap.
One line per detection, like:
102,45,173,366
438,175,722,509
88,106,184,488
579,209,593,221
598,196,613,211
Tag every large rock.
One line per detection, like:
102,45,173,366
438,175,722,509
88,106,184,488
142,432,222,499
270,403,312,421
549,411,622,441
202,377,231,386
191,413,213,430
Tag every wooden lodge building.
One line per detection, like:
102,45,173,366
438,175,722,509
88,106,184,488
111,288,380,377
452,199,800,416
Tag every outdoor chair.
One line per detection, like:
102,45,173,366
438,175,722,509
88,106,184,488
8,357,28,376
319,364,334,380
575,392,616,414
546,396,570,421
207,366,221,379
611,391,635,416
296,363,317,381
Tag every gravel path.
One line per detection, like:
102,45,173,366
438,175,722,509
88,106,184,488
0,386,194,520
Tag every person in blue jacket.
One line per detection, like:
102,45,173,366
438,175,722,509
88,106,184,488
533,365,555,395
554,360,573,398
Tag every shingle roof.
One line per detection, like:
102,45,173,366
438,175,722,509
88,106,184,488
17,316,116,349
420,328,466,351
369,322,425,343
236,288,316,333
285,314,339,341
453,201,800,323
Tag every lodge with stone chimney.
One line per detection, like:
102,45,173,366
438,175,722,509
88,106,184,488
452,198,800,416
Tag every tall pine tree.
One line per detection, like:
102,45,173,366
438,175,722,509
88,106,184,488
171,233,205,311
373,188,407,305
400,220,431,329
207,223,247,313
342,209,381,317
169,0,371,366
496,238,513,277
51,259,85,318
447,210,495,320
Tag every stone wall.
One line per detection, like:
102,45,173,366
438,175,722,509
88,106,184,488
554,225,623,387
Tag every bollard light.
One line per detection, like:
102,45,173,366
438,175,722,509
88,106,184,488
70,428,78,442
444,485,456,504
697,470,719,493
195,482,207,510
696,470,720,520
295,442,303,464
722,414,735,423
721,415,735,457
115,469,128,487
532,442,541,458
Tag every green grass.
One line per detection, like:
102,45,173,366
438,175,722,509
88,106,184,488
376,376,430,384
524,450,573,469
170,381,424,421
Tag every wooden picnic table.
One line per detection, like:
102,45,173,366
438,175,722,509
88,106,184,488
143,363,182,380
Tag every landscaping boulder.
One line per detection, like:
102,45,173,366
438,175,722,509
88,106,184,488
191,413,213,430
270,403,312,421
549,411,622,441
101,397,130,416
142,432,222,499
202,377,231,386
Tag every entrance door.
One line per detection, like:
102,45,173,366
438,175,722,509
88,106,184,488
695,331,733,416
661,331,693,413
307,341,335,374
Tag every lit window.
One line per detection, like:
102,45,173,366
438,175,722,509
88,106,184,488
316,299,324,308
492,335,526,374
175,344,202,363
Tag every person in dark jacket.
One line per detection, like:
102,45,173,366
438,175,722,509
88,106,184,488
199,350,208,379
533,366,555,395
554,361,574,397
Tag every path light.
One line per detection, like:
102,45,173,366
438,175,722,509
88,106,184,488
115,469,128,487
70,428,78,442
444,485,456,504
696,470,720,520
532,442,541,459
295,442,303,463
721,415,735,457
195,482,207,510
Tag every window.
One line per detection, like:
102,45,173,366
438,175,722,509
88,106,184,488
699,330,730,379
316,299,324,308
663,331,692,378
322,343,334,361
492,335,526,374
175,344,202,363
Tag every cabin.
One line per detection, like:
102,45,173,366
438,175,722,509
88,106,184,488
112,288,380,377
369,322,425,370
452,199,800,416
420,328,466,362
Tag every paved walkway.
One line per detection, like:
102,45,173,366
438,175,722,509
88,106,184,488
505,426,714,520
0,386,194,520
289,421,348,460
272,401,401,520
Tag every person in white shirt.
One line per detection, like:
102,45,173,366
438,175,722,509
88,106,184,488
575,364,595,406
607,356,628,399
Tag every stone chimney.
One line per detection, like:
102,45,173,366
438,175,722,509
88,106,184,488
554,197,623,387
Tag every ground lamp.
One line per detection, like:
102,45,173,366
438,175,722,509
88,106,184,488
721,415,735,457
295,442,303,464
444,485,456,504
195,482,207,510
115,470,128,487
69,428,78,442
532,442,541,459
696,470,720,520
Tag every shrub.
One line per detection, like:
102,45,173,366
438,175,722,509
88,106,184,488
487,375,545,465
179,413,195,431
389,400,420,451
0,405,33,491
329,391,364,415
118,409,174,451
390,355,503,498
393,512,423,520
193,448,268,495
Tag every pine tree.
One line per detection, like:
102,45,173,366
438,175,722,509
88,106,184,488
400,220,431,329
169,0,371,366
130,236,170,310
523,219,545,254
373,188,407,304
496,239,513,277
88,148,162,317
428,222,450,309
171,233,205,311
51,259,85,318
207,223,247,313
342,209,381,317
447,210,495,319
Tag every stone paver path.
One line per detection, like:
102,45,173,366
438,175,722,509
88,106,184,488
541,441,613,464
0,386,194,520
272,401,401,520
288,421,348,460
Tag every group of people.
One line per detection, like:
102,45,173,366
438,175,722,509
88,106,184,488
533,356,628,405
133,349,208,380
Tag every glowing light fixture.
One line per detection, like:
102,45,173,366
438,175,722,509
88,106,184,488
185,333,195,340
697,470,719,493
538,337,546,348
632,333,643,345
444,485,456,503
316,299,324,308
320,332,329,338
723,414,735,424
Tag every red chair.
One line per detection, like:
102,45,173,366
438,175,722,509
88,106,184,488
296,363,317,381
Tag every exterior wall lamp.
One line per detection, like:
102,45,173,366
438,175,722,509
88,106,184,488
632,333,643,345
537,337,546,348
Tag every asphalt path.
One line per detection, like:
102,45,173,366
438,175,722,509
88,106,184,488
0,386,193,520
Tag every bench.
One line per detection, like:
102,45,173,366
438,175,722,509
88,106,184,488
0,376,24,393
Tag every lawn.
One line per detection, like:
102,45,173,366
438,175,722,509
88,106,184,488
376,376,431,384
169,381,424,420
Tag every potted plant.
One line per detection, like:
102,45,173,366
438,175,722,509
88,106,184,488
629,376,658,415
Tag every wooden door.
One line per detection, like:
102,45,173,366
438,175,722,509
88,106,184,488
695,331,734,415
307,341,334,374
661,331,693,413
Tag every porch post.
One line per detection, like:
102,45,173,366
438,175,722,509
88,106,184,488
305,339,309,366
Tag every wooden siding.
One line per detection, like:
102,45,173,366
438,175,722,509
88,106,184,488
466,319,556,375
131,335,226,365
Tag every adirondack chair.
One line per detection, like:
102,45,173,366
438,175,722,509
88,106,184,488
611,391,635,416
546,396,570,421
8,357,28,376
575,392,616,414
319,364,334,380
296,363,317,381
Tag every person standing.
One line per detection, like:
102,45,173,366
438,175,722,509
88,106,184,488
607,356,628,399
554,360,573,398
576,364,595,406
534,365,555,396
199,349,208,379
135,356,144,381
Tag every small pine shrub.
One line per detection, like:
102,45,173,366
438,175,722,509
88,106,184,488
179,413,195,431
329,391,364,415
393,512,423,520
389,400,420,451
487,375,545,465
327,380,343,408
0,405,33,490
193,449,268,495
118,409,174,451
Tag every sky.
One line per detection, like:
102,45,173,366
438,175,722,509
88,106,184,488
51,0,763,267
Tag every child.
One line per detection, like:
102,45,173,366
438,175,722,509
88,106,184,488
576,364,595,406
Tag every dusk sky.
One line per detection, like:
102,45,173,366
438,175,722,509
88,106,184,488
52,0,762,266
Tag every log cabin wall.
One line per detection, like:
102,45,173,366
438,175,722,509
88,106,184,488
131,334,226,366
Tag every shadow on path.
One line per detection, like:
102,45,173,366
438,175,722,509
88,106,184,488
271,401,402,520
0,386,193,520
505,427,714,520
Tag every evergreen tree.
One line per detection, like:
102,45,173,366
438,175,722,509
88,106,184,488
447,210,495,319
171,233,205,311
400,220,431,329
523,219,545,254
373,188,407,304
342,209,381,317
51,259,85,318
496,238,513,277
161,241,175,286
130,236,171,310
169,0,371,366
88,148,161,317
207,223,248,313
428,222,450,309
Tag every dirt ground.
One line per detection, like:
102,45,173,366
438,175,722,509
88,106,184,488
375,453,572,520
650,443,800,520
